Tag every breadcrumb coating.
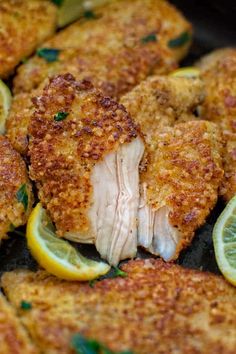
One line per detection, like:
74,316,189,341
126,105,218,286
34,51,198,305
7,0,191,155
13,0,192,96
120,75,204,143
0,0,57,78
29,74,140,239
2,258,236,354
0,293,38,354
0,136,33,240
196,48,236,202
140,121,224,258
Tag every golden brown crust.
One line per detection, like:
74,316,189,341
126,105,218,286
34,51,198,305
141,121,224,255
0,294,38,354
0,0,57,78
14,0,192,96
121,76,204,143
29,74,139,237
0,136,33,240
2,258,236,354
197,48,236,202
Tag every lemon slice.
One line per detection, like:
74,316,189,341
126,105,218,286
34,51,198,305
57,0,109,28
0,80,12,134
170,66,200,78
213,196,236,286
26,203,110,280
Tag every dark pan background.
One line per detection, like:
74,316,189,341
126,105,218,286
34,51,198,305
0,0,235,277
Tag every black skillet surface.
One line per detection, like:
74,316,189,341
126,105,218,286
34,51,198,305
0,0,236,276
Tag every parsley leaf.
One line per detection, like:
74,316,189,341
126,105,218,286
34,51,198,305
71,334,133,354
54,111,69,121
16,184,28,211
20,301,32,310
168,31,191,48
51,0,64,6
37,48,61,62
84,10,99,20
112,266,127,278
141,33,157,44
89,280,97,288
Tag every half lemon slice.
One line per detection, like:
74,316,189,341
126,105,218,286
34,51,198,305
213,196,236,286
170,66,200,78
26,203,110,280
0,80,12,134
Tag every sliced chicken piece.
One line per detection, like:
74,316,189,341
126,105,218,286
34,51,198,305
0,136,33,241
29,74,144,266
196,48,236,202
138,121,223,261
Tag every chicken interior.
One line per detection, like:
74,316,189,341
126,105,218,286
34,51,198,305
66,137,144,265
29,74,144,266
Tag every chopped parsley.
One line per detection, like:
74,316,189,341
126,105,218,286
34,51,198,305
84,10,99,20
112,266,127,278
141,33,157,44
20,301,32,310
168,31,191,48
16,184,28,211
36,48,61,62
89,280,97,288
54,111,69,121
51,0,64,6
71,334,133,354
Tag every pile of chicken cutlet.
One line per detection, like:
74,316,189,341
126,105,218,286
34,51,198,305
0,0,235,353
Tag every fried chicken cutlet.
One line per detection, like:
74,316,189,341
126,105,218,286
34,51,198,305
196,48,236,202
120,75,204,138
2,259,236,354
6,0,192,155
0,136,33,241
14,0,192,96
0,0,57,78
121,76,220,261
0,293,38,354
138,121,223,261
28,74,144,265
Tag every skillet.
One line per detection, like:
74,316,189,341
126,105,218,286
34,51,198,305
0,0,235,277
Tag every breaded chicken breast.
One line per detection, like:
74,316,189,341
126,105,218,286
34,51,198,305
29,74,144,265
0,0,57,78
0,293,38,354
138,121,224,261
196,48,236,202
120,75,204,140
7,0,191,155
0,136,33,241
2,259,236,354
13,0,192,96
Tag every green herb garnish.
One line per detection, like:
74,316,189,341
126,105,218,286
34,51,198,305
71,334,133,354
16,184,28,211
168,31,191,48
84,10,99,20
112,266,128,278
51,0,63,6
37,48,61,62
89,280,97,288
54,111,69,121
141,33,157,44
20,301,32,310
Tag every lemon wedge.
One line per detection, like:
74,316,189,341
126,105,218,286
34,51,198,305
26,203,110,280
0,80,12,134
213,196,236,286
57,0,109,28
170,66,200,78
